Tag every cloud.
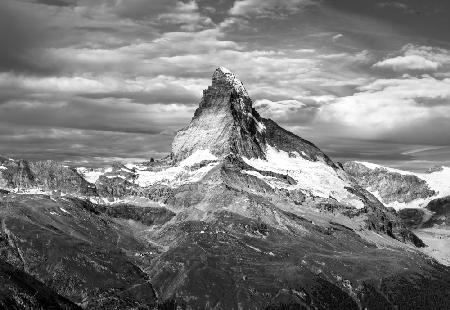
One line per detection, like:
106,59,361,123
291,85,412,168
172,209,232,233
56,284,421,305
229,0,314,18
1,0,449,169
0,125,172,167
378,2,410,13
33,0,78,7
373,44,450,72
374,55,439,71
110,0,178,20
0,72,202,104
332,33,343,42
317,75,450,143
157,1,213,31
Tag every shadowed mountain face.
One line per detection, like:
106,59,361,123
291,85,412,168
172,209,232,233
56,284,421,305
1,68,450,309
0,258,81,310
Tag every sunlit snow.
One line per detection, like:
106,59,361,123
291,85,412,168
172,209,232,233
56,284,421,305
135,149,218,187
76,167,112,184
244,145,364,208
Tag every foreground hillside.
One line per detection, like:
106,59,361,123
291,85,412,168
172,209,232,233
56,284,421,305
1,68,450,309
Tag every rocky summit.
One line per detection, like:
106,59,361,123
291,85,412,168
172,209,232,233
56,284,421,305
1,68,450,309
172,67,267,161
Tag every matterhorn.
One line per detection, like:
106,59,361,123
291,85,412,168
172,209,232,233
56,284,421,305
0,68,449,309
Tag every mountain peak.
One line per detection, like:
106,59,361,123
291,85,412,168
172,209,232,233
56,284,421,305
211,67,248,97
172,68,265,160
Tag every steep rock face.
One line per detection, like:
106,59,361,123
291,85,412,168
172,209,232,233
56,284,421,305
263,118,337,168
425,196,450,228
0,258,80,310
0,158,96,196
172,67,267,161
344,161,436,204
399,196,450,230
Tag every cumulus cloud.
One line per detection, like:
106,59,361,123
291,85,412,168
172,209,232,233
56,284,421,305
230,0,314,17
373,44,450,72
317,76,450,143
374,55,439,71
157,1,213,31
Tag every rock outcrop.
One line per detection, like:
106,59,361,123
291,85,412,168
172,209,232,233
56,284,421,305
172,67,267,161
0,158,96,196
344,161,436,204
399,195,450,230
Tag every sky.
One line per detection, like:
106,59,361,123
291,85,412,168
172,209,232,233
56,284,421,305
0,0,450,170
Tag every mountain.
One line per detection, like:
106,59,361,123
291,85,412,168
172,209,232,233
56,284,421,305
344,161,450,265
1,68,450,309
343,161,450,210
0,157,96,196
0,258,81,309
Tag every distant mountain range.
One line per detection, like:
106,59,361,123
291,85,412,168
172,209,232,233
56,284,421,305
1,68,449,309
344,161,450,265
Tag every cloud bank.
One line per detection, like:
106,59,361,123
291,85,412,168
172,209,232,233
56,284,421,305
0,0,449,169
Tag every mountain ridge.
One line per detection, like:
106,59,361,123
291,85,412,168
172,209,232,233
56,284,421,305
1,68,450,309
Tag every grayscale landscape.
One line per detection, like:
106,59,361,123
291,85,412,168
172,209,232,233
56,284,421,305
1,1,449,309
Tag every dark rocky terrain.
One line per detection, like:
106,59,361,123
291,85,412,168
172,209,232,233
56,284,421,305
398,196,450,230
1,68,449,309
0,258,80,310
398,196,450,266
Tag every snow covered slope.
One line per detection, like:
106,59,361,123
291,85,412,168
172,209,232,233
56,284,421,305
244,146,364,208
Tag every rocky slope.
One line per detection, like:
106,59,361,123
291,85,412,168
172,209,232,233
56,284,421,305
0,258,80,309
343,162,436,205
1,68,450,309
344,162,450,266
0,194,159,309
0,157,96,196
397,196,450,265
343,161,450,209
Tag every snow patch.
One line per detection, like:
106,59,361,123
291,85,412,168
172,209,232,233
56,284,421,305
106,175,125,179
136,149,218,188
243,170,271,179
244,145,364,209
245,244,262,252
60,207,70,214
125,163,139,170
76,167,104,184
179,149,217,167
